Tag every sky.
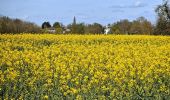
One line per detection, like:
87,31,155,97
0,0,163,26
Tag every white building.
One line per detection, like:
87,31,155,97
47,28,56,33
104,26,111,34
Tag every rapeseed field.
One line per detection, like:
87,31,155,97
0,34,170,99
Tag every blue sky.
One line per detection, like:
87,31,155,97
0,0,162,26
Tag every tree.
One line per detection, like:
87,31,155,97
75,23,85,34
53,22,64,34
130,17,153,35
53,22,61,28
68,23,85,34
0,16,40,34
67,17,85,34
156,0,170,21
110,24,120,34
85,23,104,34
140,18,153,35
117,19,131,34
110,17,153,35
55,28,63,34
154,0,170,35
14,19,24,33
110,19,131,35
42,22,51,29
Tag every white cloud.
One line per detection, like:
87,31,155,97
110,0,147,9
134,1,144,7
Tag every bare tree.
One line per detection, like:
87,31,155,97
154,0,170,35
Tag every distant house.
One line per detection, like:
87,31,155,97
63,27,71,34
47,28,56,33
46,27,71,34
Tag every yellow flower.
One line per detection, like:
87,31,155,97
1,34,170,99
71,88,78,94
76,95,83,100
43,95,48,99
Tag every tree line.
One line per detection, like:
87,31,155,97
0,0,170,35
0,17,40,34
109,17,153,35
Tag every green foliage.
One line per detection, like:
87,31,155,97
85,23,104,34
42,22,51,29
55,28,63,34
53,22,61,28
68,23,85,34
110,17,153,35
68,17,103,34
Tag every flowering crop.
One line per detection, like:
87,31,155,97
0,34,170,99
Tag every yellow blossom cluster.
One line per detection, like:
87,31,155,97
0,34,170,99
